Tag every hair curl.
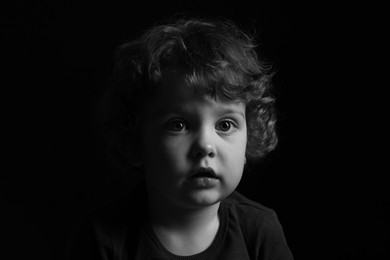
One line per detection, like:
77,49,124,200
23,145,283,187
98,17,278,172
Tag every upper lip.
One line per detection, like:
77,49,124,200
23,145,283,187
190,167,219,179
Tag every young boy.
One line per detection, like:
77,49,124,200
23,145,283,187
69,17,293,260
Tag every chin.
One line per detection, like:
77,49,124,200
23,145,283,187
184,189,226,208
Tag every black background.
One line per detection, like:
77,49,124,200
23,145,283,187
3,1,388,259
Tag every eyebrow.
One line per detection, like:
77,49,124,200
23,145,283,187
151,106,184,119
152,106,245,120
220,109,246,119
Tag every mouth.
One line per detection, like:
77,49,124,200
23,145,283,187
190,167,219,179
187,167,220,188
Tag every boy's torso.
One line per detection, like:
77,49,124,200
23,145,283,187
83,182,290,260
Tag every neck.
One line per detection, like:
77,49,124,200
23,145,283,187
146,191,221,256
147,193,220,231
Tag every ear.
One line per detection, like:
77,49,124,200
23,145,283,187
107,112,143,172
123,127,143,167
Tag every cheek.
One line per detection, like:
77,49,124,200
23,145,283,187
229,133,247,171
221,140,246,170
231,130,247,156
144,135,190,170
161,136,193,169
161,134,186,154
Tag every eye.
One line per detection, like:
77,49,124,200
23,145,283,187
216,119,237,133
164,119,188,132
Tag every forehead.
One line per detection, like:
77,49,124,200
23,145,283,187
143,69,245,117
157,68,195,102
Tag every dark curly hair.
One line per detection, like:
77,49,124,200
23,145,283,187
98,17,278,173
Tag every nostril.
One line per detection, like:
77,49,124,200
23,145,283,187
193,144,216,158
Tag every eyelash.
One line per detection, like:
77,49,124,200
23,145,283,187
216,119,238,134
164,119,189,132
164,118,239,134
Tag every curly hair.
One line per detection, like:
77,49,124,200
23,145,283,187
98,17,278,172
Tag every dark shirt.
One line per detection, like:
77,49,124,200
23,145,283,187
68,183,293,260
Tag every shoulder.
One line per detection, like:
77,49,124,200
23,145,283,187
223,190,278,225
222,191,285,245
82,183,147,245
68,183,148,260
90,183,146,231
221,191,294,259
68,195,134,260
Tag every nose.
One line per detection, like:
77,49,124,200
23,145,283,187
190,128,217,159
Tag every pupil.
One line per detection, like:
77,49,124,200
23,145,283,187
174,122,183,130
222,121,230,130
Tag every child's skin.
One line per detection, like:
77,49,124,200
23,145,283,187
136,68,248,256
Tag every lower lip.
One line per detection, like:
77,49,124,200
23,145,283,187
187,177,219,188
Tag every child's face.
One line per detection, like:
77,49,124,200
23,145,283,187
140,71,247,210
